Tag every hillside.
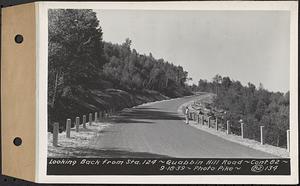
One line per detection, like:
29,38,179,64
48,9,192,131
194,75,289,148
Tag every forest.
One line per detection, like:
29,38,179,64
48,9,191,131
194,75,289,148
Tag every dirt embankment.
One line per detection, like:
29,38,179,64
49,88,175,131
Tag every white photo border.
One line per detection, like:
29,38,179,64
36,1,298,184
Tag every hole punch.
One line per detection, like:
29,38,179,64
14,34,23,44
13,137,22,146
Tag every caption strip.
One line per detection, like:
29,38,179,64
47,158,290,175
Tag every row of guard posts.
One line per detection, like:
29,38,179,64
184,107,290,152
52,108,115,147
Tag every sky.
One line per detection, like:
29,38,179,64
95,10,290,93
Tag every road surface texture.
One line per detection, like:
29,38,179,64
87,94,276,158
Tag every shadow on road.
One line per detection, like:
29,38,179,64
110,107,183,124
49,146,174,158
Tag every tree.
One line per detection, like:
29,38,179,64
47,10,192,132
212,74,222,94
258,82,264,91
196,76,290,147
102,39,190,97
48,9,106,122
222,77,232,90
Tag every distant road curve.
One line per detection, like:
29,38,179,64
88,93,276,158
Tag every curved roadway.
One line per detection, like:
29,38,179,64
89,94,275,158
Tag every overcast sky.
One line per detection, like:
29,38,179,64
95,10,290,93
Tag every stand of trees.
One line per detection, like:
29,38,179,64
197,75,290,148
103,40,190,97
48,9,191,131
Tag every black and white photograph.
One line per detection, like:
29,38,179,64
39,1,297,183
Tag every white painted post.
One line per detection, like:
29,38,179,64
82,115,86,129
53,122,59,147
89,113,92,125
95,112,98,122
260,126,264,145
75,117,80,132
241,122,244,138
287,130,290,152
208,116,211,128
215,117,218,130
226,120,230,134
66,119,71,138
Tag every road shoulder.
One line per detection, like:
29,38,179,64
177,95,289,158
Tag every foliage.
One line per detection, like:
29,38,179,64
103,40,190,97
48,9,106,122
197,74,289,147
48,9,191,131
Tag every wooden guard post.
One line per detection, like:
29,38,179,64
208,116,211,128
82,115,86,129
226,120,230,134
240,122,244,138
53,122,59,147
66,119,71,138
89,113,92,125
260,126,264,145
94,112,98,122
75,117,80,132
